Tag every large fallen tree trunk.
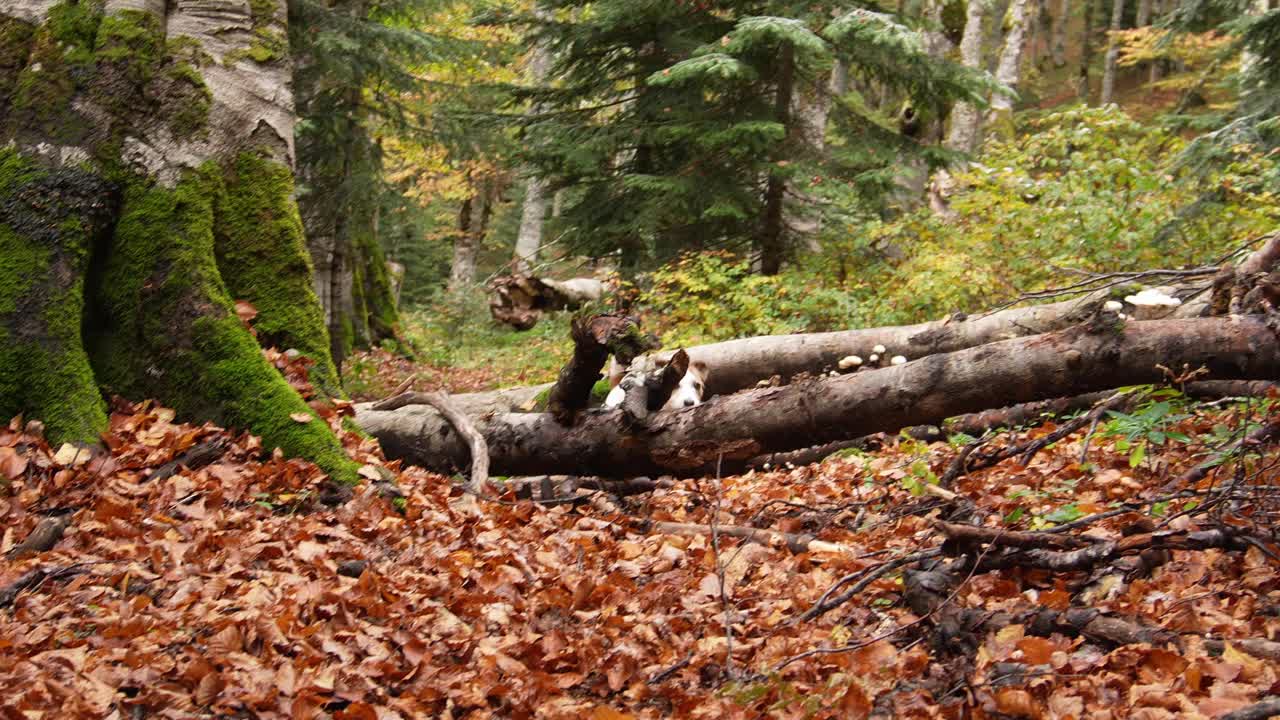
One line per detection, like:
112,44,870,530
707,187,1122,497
661,289,1134,397
354,289,1150,444
358,317,1280,477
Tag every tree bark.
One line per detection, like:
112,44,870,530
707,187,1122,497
758,42,795,276
512,3,554,275
0,1,356,481
488,275,606,330
947,0,990,153
449,190,478,290
988,0,1034,136
357,317,1280,477
783,66,837,252
1078,0,1097,99
1052,0,1071,66
1100,0,1127,104
1148,0,1166,83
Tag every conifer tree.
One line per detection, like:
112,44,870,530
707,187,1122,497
510,1,998,275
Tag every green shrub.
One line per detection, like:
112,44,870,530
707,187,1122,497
638,251,864,346
837,105,1279,325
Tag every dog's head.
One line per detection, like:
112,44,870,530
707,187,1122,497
606,355,710,410
664,359,708,410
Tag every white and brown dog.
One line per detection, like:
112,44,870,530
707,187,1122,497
604,356,709,410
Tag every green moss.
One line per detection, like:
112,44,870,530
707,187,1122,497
0,148,109,445
223,1,287,65
164,61,212,137
214,152,342,396
356,230,403,346
193,314,358,483
0,18,36,112
87,167,357,483
337,314,355,363
590,378,611,404
166,35,212,65
93,11,161,64
91,9,164,119
10,3,101,141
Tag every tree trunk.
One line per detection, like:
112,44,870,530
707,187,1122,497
1148,0,1165,84
512,3,554,275
292,3,400,368
1135,0,1153,27
0,2,356,481
449,190,478,291
758,43,794,276
1079,0,1097,99
947,0,990,153
988,0,1034,136
1100,0,1126,104
513,176,547,274
358,318,1280,477
1052,0,1071,66
783,66,836,252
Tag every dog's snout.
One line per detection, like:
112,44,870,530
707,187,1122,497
683,398,696,407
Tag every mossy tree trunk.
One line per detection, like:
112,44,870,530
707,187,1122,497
292,18,401,370
0,0,357,482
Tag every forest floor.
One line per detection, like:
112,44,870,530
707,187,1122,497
3,349,1279,718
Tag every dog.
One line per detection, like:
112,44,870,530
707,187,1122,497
604,356,708,410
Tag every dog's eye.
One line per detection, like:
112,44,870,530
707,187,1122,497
694,382,704,393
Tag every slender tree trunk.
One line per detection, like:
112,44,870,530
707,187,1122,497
1100,0,1127,104
512,4,554,275
513,177,547,274
988,0,1034,136
758,43,794,276
293,2,400,364
1052,0,1071,66
0,1,356,481
449,190,478,290
1148,0,1165,83
1079,0,1097,99
783,65,837,252
1135,0,1153,27
947,0,989,153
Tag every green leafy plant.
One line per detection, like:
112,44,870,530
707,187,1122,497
1102,396,1193,468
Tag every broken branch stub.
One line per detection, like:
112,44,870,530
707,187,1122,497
546,314,657,425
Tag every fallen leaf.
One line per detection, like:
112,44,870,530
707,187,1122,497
0,446,27,479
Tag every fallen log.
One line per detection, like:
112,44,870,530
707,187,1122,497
373,390,489,493
489,275,607,330
352,291,1225,457
1222,699,1280,720
658,289,1124,398
747,380,1277,471
359,317,1280,478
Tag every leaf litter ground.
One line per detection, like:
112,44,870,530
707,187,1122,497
2,384,1278,719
